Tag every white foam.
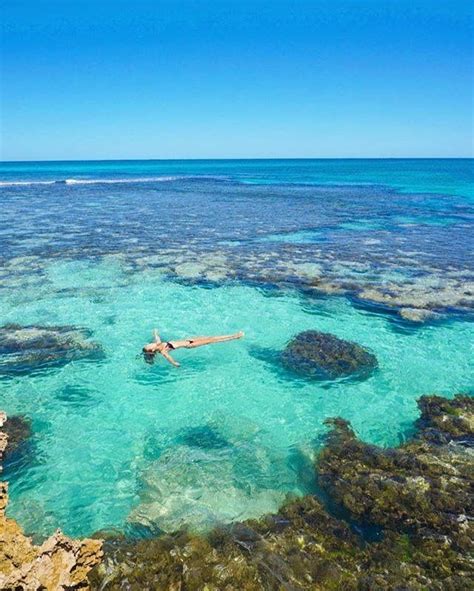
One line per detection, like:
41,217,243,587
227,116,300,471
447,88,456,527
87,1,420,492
0,180,57,187
65,176,185,185
0,176,183,187
0,175,228,187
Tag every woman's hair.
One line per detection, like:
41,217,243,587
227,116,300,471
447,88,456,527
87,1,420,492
143,349,156,364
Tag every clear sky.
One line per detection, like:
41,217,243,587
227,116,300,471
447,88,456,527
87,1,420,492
1,0,472,160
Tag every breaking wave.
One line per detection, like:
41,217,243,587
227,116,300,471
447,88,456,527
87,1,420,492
0,175,227,187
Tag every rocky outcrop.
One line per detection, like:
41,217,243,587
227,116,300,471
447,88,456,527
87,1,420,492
0,412,103,590
90,394,474,590
0,324,104,376
416,394,474,443
281,330,378,380
1,395,471,590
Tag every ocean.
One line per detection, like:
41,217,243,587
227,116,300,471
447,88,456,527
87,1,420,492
0,158,472,538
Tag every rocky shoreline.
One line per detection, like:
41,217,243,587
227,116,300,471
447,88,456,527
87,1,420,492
0,412,103,590
87,394,473,590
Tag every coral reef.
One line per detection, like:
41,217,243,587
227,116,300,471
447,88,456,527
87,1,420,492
3,176,473,323
0,323,104,375
281,330,378,380
0,412,103,591
90,394,473,590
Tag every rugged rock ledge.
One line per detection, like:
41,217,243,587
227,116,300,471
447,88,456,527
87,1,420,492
89,394,474,590
0,411,103,591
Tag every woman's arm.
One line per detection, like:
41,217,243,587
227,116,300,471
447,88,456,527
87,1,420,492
153,329,162,344
159,349,180,367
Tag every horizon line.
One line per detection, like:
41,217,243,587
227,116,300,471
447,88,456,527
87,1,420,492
1,156,473,164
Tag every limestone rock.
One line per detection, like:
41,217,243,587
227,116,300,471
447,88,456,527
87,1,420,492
129,443,289,533
400,307,436,323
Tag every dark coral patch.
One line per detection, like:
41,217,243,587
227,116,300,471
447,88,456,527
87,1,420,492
281,330,378,380
318,394,474,584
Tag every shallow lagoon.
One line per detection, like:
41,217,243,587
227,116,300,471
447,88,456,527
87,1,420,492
0,159,472,539
1,258,473,537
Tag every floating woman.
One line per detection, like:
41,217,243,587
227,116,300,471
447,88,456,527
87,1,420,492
142,329,244,367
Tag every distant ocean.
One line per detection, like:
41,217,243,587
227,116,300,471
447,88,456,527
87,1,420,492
1,158,473,196
0,159,473,538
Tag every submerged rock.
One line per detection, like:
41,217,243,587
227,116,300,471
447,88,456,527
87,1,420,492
416,394,474,444
0,323,104,375
92,496,364,591
129,443,290,533
176,424,231,450
399,307,437,323
281,330,378,379
0,412,103,590
2,414,32,457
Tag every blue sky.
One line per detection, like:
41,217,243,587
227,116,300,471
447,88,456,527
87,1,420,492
1,0,472,160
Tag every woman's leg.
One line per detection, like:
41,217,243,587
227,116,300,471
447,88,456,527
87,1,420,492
182,332,244,349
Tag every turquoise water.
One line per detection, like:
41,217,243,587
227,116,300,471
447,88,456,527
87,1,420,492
0,159,473,538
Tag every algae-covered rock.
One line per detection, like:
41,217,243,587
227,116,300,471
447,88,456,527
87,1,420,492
318,394,474,585
92,496,365,591
0,323,104,375
0,412,103,590
416,394,474,444
92,494,472,591
281,330,378,379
